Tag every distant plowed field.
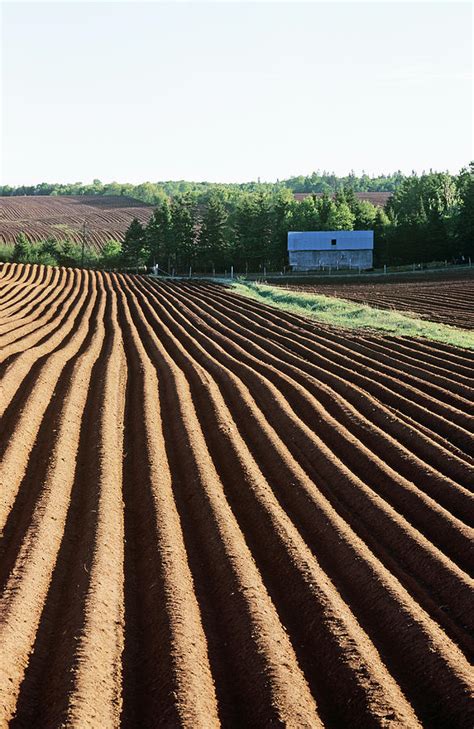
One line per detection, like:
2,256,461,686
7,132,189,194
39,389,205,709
274,275,474,329
0,263,473,728
0,196,153,251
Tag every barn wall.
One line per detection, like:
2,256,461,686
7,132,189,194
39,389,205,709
289,249,373,270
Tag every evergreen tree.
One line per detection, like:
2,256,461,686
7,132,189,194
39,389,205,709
198,193,229,271
170,194,196,270
122,218,147,270
457,163,474,258
292,195,320,232
13,233,33,262
233,193,272,270
341,185,358,212
269,189,295,269
99,239,122,269
253,193,273,268
146,199,173,270
316,193,333,230
232,194,256,270
353,200,377,230
328,201,355,230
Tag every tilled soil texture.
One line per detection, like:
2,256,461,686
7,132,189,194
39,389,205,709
0,263,473,729
0,196,153,252
272,275,474,330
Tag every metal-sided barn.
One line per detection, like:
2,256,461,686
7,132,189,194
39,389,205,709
288,230,374,271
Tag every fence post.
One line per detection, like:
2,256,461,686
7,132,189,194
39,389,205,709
231,265,234,279
412,263,415,271
263,266,267,278
384,264,387,275
469,257,472,268
189,266,192,278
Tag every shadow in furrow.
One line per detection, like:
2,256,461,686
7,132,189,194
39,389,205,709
0,274,90,462
0,288,102,591
9,289,111,728
118,290,239,728
120,283,283,728
119,311,183,728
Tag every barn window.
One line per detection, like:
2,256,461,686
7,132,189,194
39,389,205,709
331,239,337,246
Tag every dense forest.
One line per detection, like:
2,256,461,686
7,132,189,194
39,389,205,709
2,165,473,270
0,171,409,202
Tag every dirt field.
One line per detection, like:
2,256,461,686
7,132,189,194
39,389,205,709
0,263,473,728
273,274,474,329
0,196,153,251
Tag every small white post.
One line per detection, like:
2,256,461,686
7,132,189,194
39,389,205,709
263,266,267,278
189,266,192,278
445,260,447,267
230,265,234,279
469,257,472,267
384,264,387,275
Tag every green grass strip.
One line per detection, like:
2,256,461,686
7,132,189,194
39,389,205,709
229,281,474,350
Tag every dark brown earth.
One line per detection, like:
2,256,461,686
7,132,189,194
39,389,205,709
273,274,474,329
0,196,153,252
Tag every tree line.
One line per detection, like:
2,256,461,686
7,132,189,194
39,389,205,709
2,165,472,270
0,170,407,204
120,166,474,271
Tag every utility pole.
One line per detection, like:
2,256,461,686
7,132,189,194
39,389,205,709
81,221,87,268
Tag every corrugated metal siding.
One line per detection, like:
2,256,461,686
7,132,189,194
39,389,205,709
288,230,374,251
289,249,373,270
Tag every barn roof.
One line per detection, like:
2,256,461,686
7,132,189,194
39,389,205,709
288,230,374,251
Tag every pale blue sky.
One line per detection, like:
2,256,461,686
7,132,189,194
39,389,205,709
1,1,472,185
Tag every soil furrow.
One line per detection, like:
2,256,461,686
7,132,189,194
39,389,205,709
0,274,106,725
1,268,472,728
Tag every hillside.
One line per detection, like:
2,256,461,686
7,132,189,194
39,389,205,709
0,195,154,252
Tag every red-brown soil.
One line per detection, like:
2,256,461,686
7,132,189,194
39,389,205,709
274,275,474,329
0,196,153,252
0,263,472,728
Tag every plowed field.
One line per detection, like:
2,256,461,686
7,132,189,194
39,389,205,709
0,262,473,728
0,196,153,252
274,276,474,329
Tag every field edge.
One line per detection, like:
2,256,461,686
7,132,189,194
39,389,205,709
228,281,474,350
